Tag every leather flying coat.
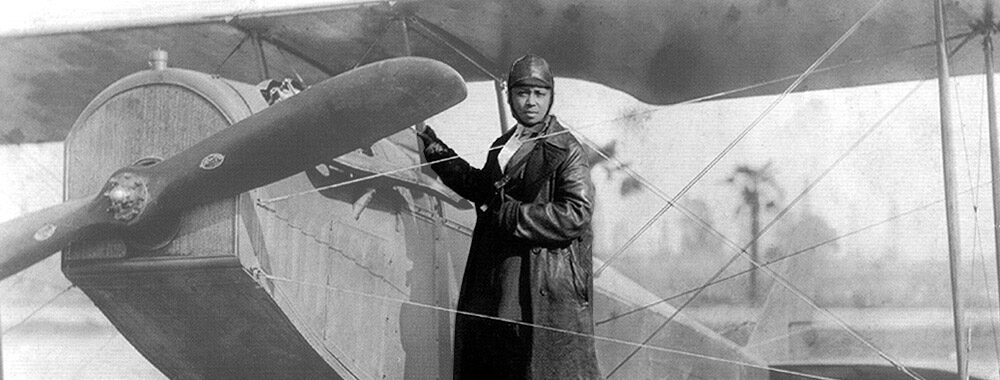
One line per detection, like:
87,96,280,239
422,116,601,379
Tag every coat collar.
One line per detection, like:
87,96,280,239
492,115,572,151
493,116,574,193
500,116,556,174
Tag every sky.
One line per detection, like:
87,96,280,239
426,75,999,267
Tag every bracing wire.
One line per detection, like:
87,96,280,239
749,248,929,380
261,72,933,379
602,49,984,376
255,270,839,380
977,35,1000,376
988,35,1000,379
274,44,306,85
4,141,63,186
2,285,74,335
251,12,923,380
592,25,969,375
595,178,990,360
252,68,933,380
953,31,1000,374
2,4,982,379
256,203,410,296
595,0,888,276
672,31,973,108
258,178,989,378
955,53,984,375
214,32,253,75
267,279,368,380
256,148,513,205
242,1,960,378
600,243,744,377
599,79,928,379
976,238,1000,375
983,29,1000,378
256,25,966,207
590,18,975,354
951,32,980,62
595,179,965,326
970,224,1000,375
249,30,940,380
351,17,397,70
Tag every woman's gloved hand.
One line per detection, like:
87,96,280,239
415,125,454,157
415,124,439,147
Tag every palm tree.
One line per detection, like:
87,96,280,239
726,161,782,304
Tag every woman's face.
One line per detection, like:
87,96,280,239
509,86,552,126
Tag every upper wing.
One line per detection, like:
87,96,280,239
0,0,994,144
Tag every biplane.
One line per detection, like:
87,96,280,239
2,0,1000,379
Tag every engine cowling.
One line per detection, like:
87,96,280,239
62,56,340,379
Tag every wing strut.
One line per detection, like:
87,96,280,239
492,70,511,134
404,15,511,133
253,31,270,80
977,1,1000,377
400,17,425,134
934,0,969,378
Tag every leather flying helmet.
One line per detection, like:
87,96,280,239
507,54,553,89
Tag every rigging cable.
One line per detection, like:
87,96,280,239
242,2,961,377
670,31,973,107
214,32,253,76
0,4,972,377
590,0,888,275
254,202,410,296
274,42,306,85
257,72,926,376
589,26,983,377
252,23,931,380
256,33,972,206
594,31,981,376
263,187,958,379
987,24,1000,379
250,18,946,380
680,179,992,354
976,232,1000,375
3,140,62,185
986,25,1000,378
1,285,74,335
977,33,1000,376
585,79,929,379
958,62,986,376
254,269,838,380
253,31,271,81
577,21,980,356
266,277,367,380
351,17,397,70
952,31,1000,374
595,179,988,326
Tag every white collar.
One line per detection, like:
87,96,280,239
514,122,544,140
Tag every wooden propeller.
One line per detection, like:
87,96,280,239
0,57,467,280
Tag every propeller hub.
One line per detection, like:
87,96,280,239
103,172,149,222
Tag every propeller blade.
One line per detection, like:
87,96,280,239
131,56,467,222
0,198,116,280
0,57,465,280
